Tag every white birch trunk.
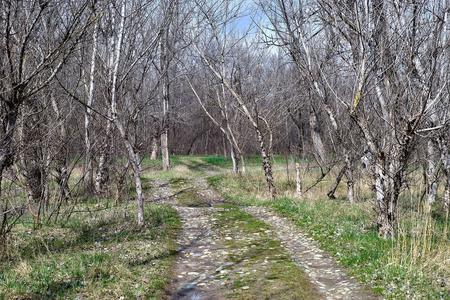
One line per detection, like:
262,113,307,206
150,135,158,160
230,143,239,174
296,162,302,198
345,155,355,204
160,25,170,171
84,11,98,197
308,106,327,166
95,110,111,193
110,0,144,226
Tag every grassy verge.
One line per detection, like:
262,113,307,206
0,157,183,300
213,205,320,299
204,156,450,299
1,202,180,299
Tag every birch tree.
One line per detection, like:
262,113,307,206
317,0,449,237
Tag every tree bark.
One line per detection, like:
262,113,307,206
95,121,111,193
257,127,277,199
84,6,99,198
296,162,302,198
438,137,450,212
150,134,158,160
327,164,347,199
160,23,170,171
345,155,355,204
230,143,239,174
426,140,438,211
308,105,328,166
110,0,145,226
0,103,19,200
240,155,246,174
223,135,227,160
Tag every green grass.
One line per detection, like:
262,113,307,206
204,156,450,299
2,155,448,299
202,156,235,168
1,202,180,299
176,188,208,207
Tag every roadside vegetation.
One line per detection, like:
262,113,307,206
1,155,449,299
0,159,181,299
205,155,450,299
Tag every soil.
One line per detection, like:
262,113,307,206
151,158,378,300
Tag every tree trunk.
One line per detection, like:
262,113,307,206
150,134,158,160
444,181,450,212
84,9,98,198
0,98,20,255
296,162,302,198
223,135,227,160
376,140,411,239
95,110,112,193
0,103,19,199
131,153,144,226
95,145,109,193
110,0,145,226
308,105,328,166
240,155,246,174
42,152,51,213
161,115,170,171
160,23,170,171
345,155,355,204
426,140,438,211
230,143,239,174
440,139,450,212
257,128,277,199
375,163,393,238
327,164,347,199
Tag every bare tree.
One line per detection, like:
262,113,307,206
317,0,449,237
0,0,92,249
191,0,277,198
260,0,358,203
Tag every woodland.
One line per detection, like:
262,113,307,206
0,0,449,299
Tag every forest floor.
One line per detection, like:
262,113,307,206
2,155,448,299
156,157,376,299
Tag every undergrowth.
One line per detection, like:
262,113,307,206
0,156,182,299
0,202,180,299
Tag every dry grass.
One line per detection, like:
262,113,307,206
206,155,450,298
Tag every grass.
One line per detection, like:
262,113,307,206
176,187,208,207
204,155,450,299
1,202,180,299
0,157,184,299
2,154,448,299
2,199,180,299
